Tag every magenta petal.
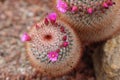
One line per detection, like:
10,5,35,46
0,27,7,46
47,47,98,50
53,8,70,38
57,0,68,13
50,57,57,62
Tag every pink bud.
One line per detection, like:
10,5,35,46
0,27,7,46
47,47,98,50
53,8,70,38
35,24,40,29
107,0,115,6
63,42,69,47
44,18,49,25
60,26,65,33
103,2,109,9
21,33,31,42
47,12,57,24
62,36,67,41
47,51,59,62
56,49,60,53
87,8,93,14
71,6,78,12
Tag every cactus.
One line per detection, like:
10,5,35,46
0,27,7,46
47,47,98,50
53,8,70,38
55,0,120,43
24,13,82,77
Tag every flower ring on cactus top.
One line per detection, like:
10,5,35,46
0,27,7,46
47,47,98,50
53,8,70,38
25,12,82,77
56,0,115,14
54,0,120,43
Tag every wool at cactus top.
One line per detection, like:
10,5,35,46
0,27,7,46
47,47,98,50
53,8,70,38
26,17,82,77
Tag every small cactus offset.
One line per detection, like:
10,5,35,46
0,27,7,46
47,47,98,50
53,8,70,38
54,0,120,43
24,13,82,77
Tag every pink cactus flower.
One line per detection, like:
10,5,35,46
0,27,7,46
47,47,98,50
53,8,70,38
21,33,31,42
57,0,68,13
47,51,59,62
47,12,57,24
87,8,93,14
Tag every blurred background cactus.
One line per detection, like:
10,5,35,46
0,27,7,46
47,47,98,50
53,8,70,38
55,0,120,43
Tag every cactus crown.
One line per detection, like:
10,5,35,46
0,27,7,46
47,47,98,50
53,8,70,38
25,13,81,76
30,13,74,63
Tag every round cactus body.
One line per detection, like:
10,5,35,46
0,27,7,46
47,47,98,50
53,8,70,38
25,13,82,77
55,0,120,43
